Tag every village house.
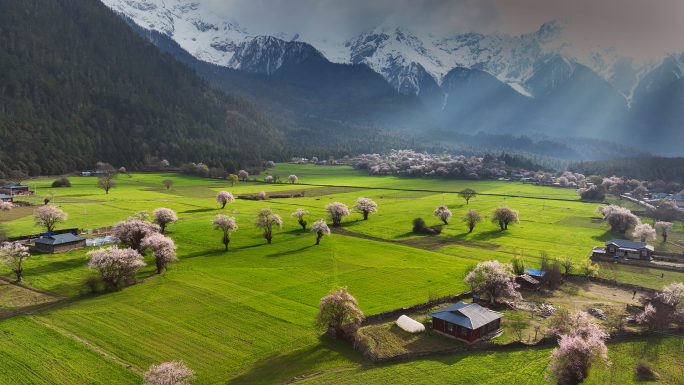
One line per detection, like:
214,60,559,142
0,194,13,202
429,302,504,343
593,239,654,260
33,233,87,254
0,183,32,196
516,274,540,290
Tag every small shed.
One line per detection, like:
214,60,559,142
34,233,87,254
429,302,504,343
516,274,540,290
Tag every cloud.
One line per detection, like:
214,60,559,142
204,0,684,59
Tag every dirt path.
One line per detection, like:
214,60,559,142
28,316,142,375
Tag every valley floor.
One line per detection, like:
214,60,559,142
1,165,684,384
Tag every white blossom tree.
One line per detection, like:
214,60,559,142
211,215,237,251
325,202,350,226
655,221,674,242
596,205,640,234
264,175,274,183
153,208,179,234
290,208,309,230
433,204,452,225
0,242,30,282
258,191,266,200
140,233,178,273
33,205,67,232
112,218,160,252
254,208,282,244
464,260,522,304
86,246,146,289
216,191,234,209
0,201,13,211
352,197,378,220
237,170,249,181
316,286,363,338
287,175,298,184
632,223,657,242
310,220,330,245
143,360,195,385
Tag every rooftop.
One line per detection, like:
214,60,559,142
518,274,540,285
429,302,504,330
605,239,654,251
525,268,546,277
34,233,86,245
1,183,29,189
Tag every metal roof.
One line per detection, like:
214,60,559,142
0,194,12,200
518,274,540,285
605,239,653,251
429,302,504,330
34,233,86,245
1,183,28,189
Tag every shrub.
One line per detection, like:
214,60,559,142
51,177,71,187
412,218,441,234
634,361,659,380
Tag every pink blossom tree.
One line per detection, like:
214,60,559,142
464,260,522,304
266,161,275,168
86,246,146,289
237,170,249,181
546,311,610,385
462,209,484,233
33,205,67,232
325,202,350,226
316,286,364,338
141,233,178,273
632,223,656,242
118,167,126,174
656,221,674,242
491,206,519,231
211,215,237,251
290,208,309,230
0,201,13,211
153,208,179,234
433,204,452,225
310,220,330,245
636,303,658,329
663,282,684,309
264,175,274,183
596,205,640,234
143,360,195,385
287,175,298,184
258,191,266,200
352,197,378,220
0,242,30,282
112,218,160,252
216,191,234,209
254,208,282,244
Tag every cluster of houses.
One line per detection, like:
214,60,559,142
645,193,684,210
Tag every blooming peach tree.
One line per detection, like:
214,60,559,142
462,209,483,233
464,260,522,304
0,201,13,211
264,175,274,183
290,208,309,230
237,170,249,180
0,242,30,282
112,217,160,252
254,208,282,244
258,191,266,200
596,205,640,234
632,223,656,242
216,191,234,209
141,233,178,273
316,286,363,338
655,221,674,242
491,206,519,231
352,197,378,220
212,215,237,251
311,220,330,245
143,360,195,385
287,175,298,184
433,204,452,225
153,208,179,233
86,246,146,289
33,205,67,232
325,202,350,226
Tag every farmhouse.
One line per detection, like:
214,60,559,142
0,183,32,196
429,302,504,343
516,274,540,290
603,239,654,260
33,233,87,254
0,194,13,202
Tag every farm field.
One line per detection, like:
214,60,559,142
1,165,683,384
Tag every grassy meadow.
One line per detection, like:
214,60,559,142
1,164,683,384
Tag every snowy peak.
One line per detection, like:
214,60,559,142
633,54,684,101
228,36,322,75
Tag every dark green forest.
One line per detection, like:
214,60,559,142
568,157,684,183
0,0,286,177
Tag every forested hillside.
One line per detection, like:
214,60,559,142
0,0,284,177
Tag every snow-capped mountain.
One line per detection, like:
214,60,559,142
101,0,657,102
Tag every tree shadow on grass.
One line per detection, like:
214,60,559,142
22,258,85,277
264,245,315,258
182,208,219,215
227,335,364,385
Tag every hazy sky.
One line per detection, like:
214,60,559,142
210,0,684,59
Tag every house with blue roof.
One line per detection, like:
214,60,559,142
429,302,504,343
33,233,86,254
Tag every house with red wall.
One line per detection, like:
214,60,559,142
429,302,504,343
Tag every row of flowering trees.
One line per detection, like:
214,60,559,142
595,204,675,243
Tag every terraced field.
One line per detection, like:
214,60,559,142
1,165,683,384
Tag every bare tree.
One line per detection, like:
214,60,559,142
162,179,174,190
96,175,117,194
461,209,483,233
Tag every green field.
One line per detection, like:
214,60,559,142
1,165,683,384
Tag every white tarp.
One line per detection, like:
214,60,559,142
396,315,425,333
86,236,120,247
